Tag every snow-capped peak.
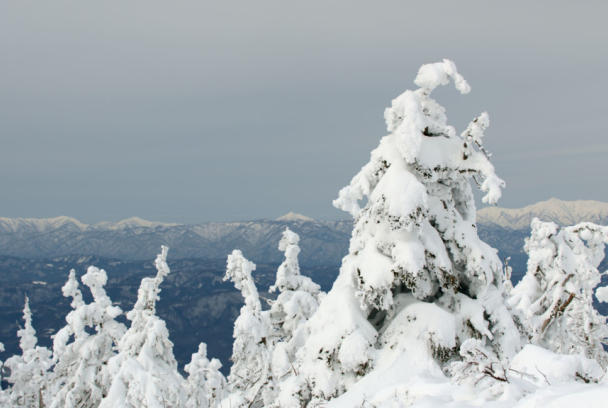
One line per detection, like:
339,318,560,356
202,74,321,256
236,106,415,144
477,198,608,230
108,217,179,230
0,216,180,233
276,212,314,222
0,216,88,232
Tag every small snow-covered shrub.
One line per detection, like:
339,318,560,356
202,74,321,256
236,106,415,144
509,345,605,386
450,339,507,388
185,343,227,408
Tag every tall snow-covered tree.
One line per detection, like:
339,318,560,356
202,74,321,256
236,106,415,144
269,229,321,350
293,59,520,404
223,249,274,408
268,229,323,408
99,246,186,408
3,296,53,407
184,343,227,408
509,218,608,367
50,267,126,408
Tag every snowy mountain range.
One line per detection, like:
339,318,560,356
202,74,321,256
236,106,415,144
1,199,607,266
477,198,608,230
0,215,352,266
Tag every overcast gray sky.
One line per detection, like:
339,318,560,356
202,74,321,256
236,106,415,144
1,1,607,223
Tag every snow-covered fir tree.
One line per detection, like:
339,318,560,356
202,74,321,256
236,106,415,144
223,249,275,408
99,246,186,408
50,267,126,408
290,59,520,405
185,343,227,408
3,296,53,407
269,229,322,357
509,218,608,367
268,229,323,408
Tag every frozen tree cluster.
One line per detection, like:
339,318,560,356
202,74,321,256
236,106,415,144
2,60,608,407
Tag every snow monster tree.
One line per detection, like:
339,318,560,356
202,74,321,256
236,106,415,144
509,219,608,367
289,60,521,405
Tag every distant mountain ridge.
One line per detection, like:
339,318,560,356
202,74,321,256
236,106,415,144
1,200,607,265
0,214,352,266
477,198,608,230
0,216,178,232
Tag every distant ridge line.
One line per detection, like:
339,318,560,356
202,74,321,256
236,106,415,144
1,199,607,263
477,198,608,230
3,198,608,230
0,216,179,232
